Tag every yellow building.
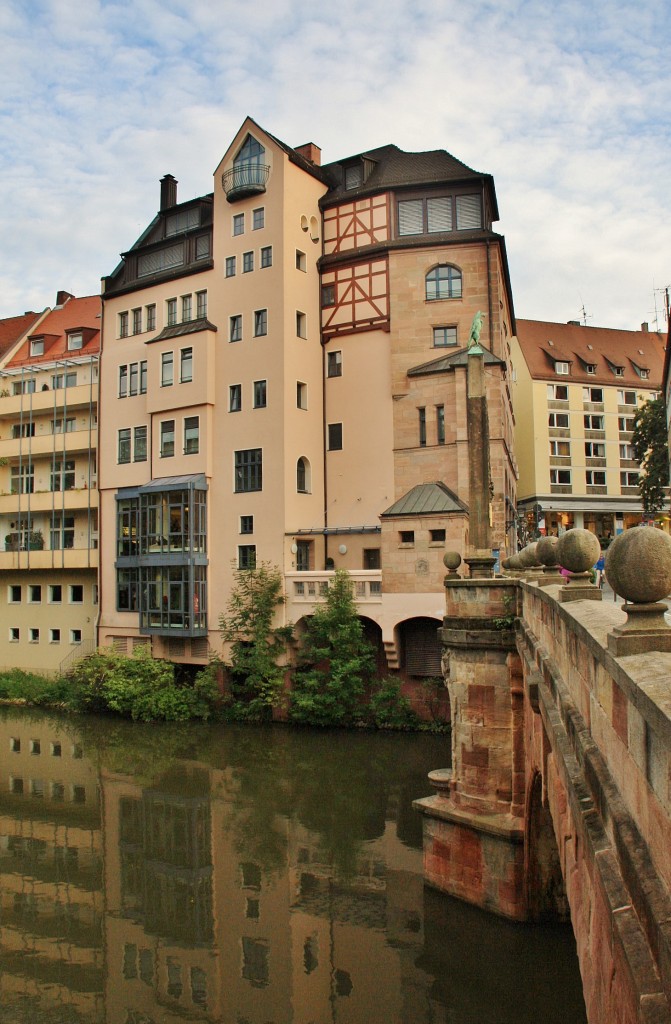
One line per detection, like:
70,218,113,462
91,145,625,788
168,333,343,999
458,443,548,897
98,117,517,676
0,294,100,674
511,318,666,539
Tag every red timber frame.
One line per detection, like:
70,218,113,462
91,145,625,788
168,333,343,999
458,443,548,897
323,194,391,255
321,259,390,339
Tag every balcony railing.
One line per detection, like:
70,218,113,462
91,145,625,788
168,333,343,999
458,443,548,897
285,570,382,609
221,163,270,202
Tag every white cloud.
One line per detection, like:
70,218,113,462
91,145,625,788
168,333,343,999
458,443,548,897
0,0,669,330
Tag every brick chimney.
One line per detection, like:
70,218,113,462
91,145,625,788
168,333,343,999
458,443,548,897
160,174,178,210
294,143,321,166
56,291,74,307
641,322,649,333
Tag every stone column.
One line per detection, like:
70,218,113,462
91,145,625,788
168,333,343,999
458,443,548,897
464,343,495,579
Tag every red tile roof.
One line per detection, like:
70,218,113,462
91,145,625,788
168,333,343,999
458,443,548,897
5,295,101,369
516,319,666,389
0,311,45,362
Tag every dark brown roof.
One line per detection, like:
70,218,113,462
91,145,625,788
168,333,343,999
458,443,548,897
0,311,44,362
408,346,505,377
516,319,665,388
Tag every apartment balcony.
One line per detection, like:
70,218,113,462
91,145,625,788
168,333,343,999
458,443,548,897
0,547,98,571
0,429,96,459
285,570,382,618
548,427,571,438
221,163,270,201
0,489,98,514
582,402,605,413
586,457,607,468
584,429,606,440
0,384,96,420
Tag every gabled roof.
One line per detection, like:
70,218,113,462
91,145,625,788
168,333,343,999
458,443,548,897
408,346,506,377
0,311,44,363
516,319,665,388
381,482,467,517
5,296,100,369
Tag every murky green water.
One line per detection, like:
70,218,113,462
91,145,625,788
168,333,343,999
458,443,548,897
0,708,586,1023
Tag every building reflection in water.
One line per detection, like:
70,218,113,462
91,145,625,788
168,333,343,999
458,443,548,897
0,712,585,1024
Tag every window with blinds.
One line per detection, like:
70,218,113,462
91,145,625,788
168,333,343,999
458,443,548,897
427,196,452,232
138,243,184,277
455,194,482,229
397,193,481,236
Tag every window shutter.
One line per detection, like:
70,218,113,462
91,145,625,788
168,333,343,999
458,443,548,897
427,197,452,232
455,194,482,229
398,200,423,235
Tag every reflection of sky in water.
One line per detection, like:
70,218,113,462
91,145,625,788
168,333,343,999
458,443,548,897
0,711,586,1023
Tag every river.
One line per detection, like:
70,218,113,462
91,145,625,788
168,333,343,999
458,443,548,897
0,707,587,1023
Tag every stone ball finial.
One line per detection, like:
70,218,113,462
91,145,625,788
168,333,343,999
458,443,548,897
518,543,540,568
536,535,559,567
507,554,523,570
605,527,671,604
556,529,600,574
443,551,462,571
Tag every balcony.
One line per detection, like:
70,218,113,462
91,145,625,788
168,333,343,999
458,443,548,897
0,384,97,419
221,163,270,202
285,571,382,618
0,489,98,514
0,429,96,459
0,547,98,571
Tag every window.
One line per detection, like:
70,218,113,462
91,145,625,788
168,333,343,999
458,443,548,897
225,256,236,278
238,545,257,569
10,737,20,752
119,312,129,338
146,304,156,331
30,338,44,356
328,423,343,451
119,365,128,397
28,585,41,603
140,361,147,394
296,311,307,338
240,515,254,535
233,213,244,236
548,412,569,428
69,585,83,604
418,407,426,446
161,352,174,386
50,741,61,756
260,246,272,268
621,471,639,487
230,315,242,342
12,422,35,438
345,162,363,189
182,294,192,322
433,326,457,347
583,387,603,402
50,417,75,434
296,250,306,272
618,389,637,405
296,457,310,493
243,251,254,273
398,194,481,235
196,290,207,318
619,415,635,432
167,298,177,326
160,420,175,458
585,362,597,374
50,459,75,492
235,449,262,492
134,425,147,462
254,309,268,337
116,568,139,611
327,350,342,377
70,630,82,645
437,405,445,444
253,380,267,408
241,937,269,988
9,628,19,643
165,208,199,236
9,585,21,603
230,384,242,412
363,548,381,569
50,515,74,550
399,530,415,545
49,584,62,603
586,471,606,486
118,428,131,464
550,469,572,485
585,441,605,458
184,416,199,455
549,440,570,457
30,628,39,644
297,382,307,409
13,379,36,395
425,265,462,300
555,361,570,375
10,463,34,494
180,347,193,383
321,284,335,307
584,414,604,430
253,207,264,229
50,629,61,643
430,529,446,543
620,442,634,460
547,384,569,401
52,372,77,389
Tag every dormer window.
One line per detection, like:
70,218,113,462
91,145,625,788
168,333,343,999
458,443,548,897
344,162,363,189
586,363,596,374
222,134,269,201
67,332,83,351
631,361,650,379
30,338,44,357
555,361,570,375
606,357,625,377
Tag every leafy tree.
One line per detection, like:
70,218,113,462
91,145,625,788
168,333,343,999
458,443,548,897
290,569,375,727
219,562,293,721
632,396,670,516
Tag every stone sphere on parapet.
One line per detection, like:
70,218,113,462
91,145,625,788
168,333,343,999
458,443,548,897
443,551,462,571
556,528,601,574
518,543,540,568
507,554,523,570
536,535,559,567
501,557,511,570
605,527,671,604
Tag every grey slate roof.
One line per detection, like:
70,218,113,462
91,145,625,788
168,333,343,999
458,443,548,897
381,482,467,517
407,346,506,377
149,318,217,342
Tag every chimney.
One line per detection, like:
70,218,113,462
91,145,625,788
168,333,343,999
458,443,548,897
567,320,580,326
160,174,178,211
56,291,74,307
294,143,321,166
640,322,649,333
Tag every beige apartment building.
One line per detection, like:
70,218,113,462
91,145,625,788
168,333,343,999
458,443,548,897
98,117,517,676
511,318,666,540
0,294,100,674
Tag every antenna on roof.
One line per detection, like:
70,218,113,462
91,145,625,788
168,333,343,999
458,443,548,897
578,302,592,327
650,284,670,332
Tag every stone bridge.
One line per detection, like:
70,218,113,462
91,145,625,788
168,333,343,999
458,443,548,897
415,537,671,1024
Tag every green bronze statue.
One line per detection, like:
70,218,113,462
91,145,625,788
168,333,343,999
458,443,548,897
467,310,485,348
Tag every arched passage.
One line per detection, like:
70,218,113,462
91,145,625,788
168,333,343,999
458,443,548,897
525,771,570,922
397,616,443,678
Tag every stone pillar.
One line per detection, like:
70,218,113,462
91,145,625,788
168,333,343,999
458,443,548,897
464,344,495,579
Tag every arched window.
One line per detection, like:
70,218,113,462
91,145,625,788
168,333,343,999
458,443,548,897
297,457,310,493
234,134,265,170
425,265,462,301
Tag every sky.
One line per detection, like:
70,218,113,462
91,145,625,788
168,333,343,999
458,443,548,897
0,0,669,332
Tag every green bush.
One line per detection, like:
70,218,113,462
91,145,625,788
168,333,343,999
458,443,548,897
0,670,69,706
367,677,419,730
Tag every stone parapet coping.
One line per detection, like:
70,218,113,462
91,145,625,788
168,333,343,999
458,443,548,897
413,795,525,842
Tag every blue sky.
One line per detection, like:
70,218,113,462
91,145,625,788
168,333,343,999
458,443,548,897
1,0,669,331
